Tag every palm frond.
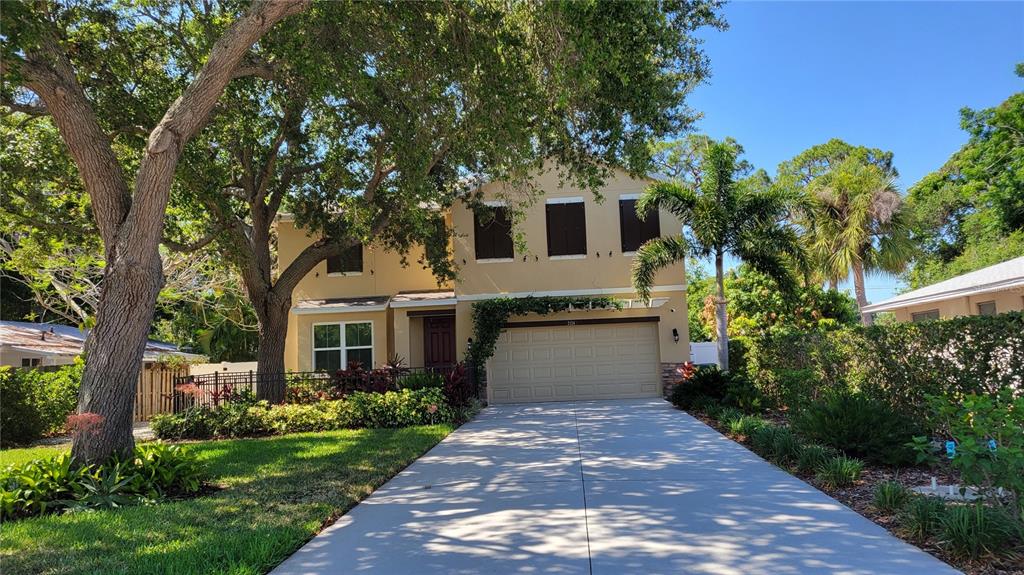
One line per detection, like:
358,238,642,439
631,235,690,302
636,181,697,222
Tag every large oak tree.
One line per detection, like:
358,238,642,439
1,0,309,463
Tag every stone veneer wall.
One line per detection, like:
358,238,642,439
660,362,684,399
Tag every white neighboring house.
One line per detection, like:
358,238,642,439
863,256,1024,322
0,320,204,368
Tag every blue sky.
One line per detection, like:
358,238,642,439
686,0,1023,302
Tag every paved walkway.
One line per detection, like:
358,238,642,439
272,399,959,574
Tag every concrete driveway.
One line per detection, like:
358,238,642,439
272,399,959,574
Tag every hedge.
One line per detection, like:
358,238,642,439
741,312,1023,425
0,363,81,447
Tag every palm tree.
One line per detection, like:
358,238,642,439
632,138,802,371
799,156,915,325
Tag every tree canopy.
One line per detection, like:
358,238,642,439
905,69,1024,288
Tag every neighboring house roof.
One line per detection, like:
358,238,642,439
863,256,1024,313
390,290,457,308
0,320,204,362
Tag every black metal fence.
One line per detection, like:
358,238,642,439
171,365,464,412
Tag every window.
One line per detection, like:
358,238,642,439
619,198,660,253
326,243,363,275
473,206,514,260
20,358,40,367
977,301,997,316
911,309,940,323
313,322,373,371
545,200,587,257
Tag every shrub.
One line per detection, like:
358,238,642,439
722,374,763,413
900,496,947,540
914,391,1024,522
815,456,863,489
714,407,744,425
873,481,911,513
0,363,81,446
285,375,336,403
442,363,475,408
797,444,838,475
397,372,444,391
728,414,767,437
749,425,800,465
152,388,455,440
0,443,204,520
669,366,728,411
939,504,1017,559
792,392,922,466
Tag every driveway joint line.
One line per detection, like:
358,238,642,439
572,401,594,575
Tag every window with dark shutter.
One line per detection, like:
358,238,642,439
619,199,661,253
326,243,363,274
546,201,587,257
473,206,514,260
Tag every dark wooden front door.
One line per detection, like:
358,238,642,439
423,316,456,369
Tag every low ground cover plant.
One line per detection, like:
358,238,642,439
873,480,911,513
939,504,1018,560
0,443,202,520
152,388,454,440
792,392,921,466
670,365,764,414
815,455,863,489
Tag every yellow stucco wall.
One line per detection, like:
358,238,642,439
891,289,1024,322
451,168,685,296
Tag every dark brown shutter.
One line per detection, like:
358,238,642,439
546,202,586,256
474,206,513,259
620,199,660,252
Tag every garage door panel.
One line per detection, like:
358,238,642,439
489,322,660,404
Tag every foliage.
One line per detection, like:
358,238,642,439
749,424,800,466
398,372,444,391
873,481,911,513
151,389,455,440
797,444,839,475
792,392,922,466
815,456,864,489
0,426,450,575
744,312,1024,423
0,444,202,520
938,504,1018,560
669,365,728,410
900,496,947,540
906,72,1024,288
634,136,803,370
778,138,914,322
915,391,1024,521
442,363,475,408
0,363,81,446
469,296,622,379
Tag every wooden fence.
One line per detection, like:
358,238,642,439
135,364,189,422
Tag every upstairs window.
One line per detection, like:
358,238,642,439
619,198,661,253
545,199,587,257
326,243,363,275
473,206,514,260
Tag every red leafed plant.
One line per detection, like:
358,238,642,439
66,412,104,440
676,361,697,383
175,383,204,398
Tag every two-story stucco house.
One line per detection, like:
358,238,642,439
278,169,689,404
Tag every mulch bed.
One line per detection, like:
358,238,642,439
694,411,1024,575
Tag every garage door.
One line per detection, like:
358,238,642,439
488,321,660,403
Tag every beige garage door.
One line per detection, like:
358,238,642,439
488,321,660,404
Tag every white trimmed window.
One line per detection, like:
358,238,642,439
312,322,373,371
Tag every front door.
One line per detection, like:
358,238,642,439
423,316,456,369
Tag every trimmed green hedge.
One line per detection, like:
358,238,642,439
0,364,81,447
742,312,1024,425
151,388,455,440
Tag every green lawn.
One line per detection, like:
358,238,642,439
0,426,452,575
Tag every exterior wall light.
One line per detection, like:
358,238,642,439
672,328,679,343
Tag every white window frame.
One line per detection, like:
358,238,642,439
311,320,374,371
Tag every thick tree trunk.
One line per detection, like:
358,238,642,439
852,260,873,326
71,250,164,463
714,252,729,372
254,292,291,403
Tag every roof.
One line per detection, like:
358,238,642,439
863,256,1024,313
390,290,457,308
292,296,391,314
0,320,204,362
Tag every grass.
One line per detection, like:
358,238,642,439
0,425,452,575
